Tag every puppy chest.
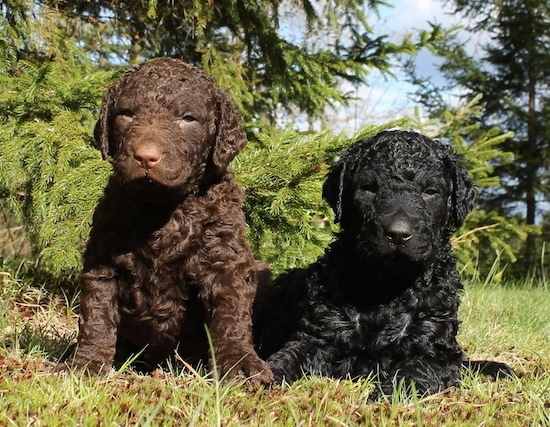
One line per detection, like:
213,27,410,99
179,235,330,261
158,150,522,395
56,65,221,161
114,249,202,313
118,280,207,352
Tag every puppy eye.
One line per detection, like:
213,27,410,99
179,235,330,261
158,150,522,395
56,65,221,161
422,188,439,199
360,183,378,196
114,109,134,126
176,115,198,128
181,114,196,122
117,109,134,117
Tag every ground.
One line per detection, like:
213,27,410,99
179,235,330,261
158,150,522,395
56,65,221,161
0,274,549,426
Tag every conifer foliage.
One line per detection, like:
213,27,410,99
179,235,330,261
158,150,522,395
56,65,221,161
36,0,419,125
0,0,527,282
0,59,111,273
0,2,111,275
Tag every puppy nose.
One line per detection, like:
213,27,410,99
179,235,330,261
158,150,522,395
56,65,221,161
134,145,162,169
384,218,413,245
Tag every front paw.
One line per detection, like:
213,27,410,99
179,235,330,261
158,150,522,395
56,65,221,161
218,353,274,388
369,379,398,402
269,366,285,384
369,377,426,402
55,359,112,376
61,345,114,376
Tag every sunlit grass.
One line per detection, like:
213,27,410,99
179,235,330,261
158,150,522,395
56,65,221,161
1,270,549,426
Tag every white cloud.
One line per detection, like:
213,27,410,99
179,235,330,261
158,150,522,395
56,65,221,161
379,0,459,34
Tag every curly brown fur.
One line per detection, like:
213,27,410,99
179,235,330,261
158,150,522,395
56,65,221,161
66,58,272,386
253,130,513,399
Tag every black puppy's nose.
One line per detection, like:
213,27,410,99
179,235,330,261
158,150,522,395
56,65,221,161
384,218,413,245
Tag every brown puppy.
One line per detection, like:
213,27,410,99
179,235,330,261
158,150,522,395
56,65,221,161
69,58,273,386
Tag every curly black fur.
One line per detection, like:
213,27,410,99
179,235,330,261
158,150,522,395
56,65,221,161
253,130,513,399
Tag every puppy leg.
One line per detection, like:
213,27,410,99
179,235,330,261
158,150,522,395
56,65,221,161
206,273,274,387
463,359,516,378
68,271,119,375
370,358,461,401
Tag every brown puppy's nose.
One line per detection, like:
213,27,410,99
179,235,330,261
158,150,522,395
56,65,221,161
134,145,162,169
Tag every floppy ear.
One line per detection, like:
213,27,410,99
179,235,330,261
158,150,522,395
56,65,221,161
211,88,247,171
322,158,348,223
446,154,477,229
323,139,369,223
94,88,116,160
94,64,141,159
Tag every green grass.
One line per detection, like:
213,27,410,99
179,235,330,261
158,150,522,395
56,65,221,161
1,271,549,426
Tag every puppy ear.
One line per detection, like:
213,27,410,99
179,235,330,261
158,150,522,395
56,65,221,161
94,64,141,160
94,88,115,160
447,154,477,229
323,139,370,223
211,89,247,171
322,156,348,223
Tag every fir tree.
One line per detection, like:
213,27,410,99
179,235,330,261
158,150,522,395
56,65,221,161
33,0,424,127
0,4,111,277
0,0,527,285
406,0,550,274
411,95,538,279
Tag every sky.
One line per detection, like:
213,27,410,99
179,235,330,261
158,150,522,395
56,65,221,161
345,0,463,127
277,0,471,131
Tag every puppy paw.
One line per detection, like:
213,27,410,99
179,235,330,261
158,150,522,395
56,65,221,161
219,353,274,388
465,360,516,379
59,353,113,376
54,360,111,376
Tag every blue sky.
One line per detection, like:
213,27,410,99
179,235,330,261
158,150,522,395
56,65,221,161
352,0,462,125
278,0,466,131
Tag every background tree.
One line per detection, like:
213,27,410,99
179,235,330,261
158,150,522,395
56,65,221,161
405,0,550,275
38,0,423,128
0,0,528,286
0,0,426,280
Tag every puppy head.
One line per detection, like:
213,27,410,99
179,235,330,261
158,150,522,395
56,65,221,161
323,130,477,263
94,58,247,194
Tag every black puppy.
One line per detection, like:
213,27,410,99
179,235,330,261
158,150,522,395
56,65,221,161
254,130,513,399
